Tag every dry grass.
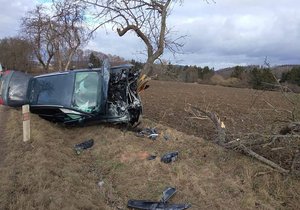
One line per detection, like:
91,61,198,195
0,109,109,209
0,108,299,210
210,74,244,87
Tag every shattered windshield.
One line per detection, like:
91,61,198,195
71,72,100,113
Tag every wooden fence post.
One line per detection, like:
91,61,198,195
22,104,30,142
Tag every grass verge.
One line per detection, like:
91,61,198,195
0,108,299,209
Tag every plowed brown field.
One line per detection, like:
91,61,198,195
141,80,299,170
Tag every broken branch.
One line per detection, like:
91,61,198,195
185,104,292,174
239,144,289,174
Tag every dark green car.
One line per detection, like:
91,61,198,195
0,63,142,125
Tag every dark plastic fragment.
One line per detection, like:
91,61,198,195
161,187,177,203
127,187,191,210
127,200,191,210
74,139,94,154
161,151,179,164
147,155,157,160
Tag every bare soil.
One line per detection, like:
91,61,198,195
141,80,300,170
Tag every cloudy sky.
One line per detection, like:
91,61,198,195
0,0,299,69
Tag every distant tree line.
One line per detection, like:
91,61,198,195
129,59,216,83
229,65,300,90
167,63,207,82
230,65,277,90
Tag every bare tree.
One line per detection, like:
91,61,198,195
21,5,55,72
52,0,90,70
21,1,90,72
80,0,184,75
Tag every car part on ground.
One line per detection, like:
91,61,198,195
161,151,179,164
136,127,159,140
147,155,157,160
127,200,191,210
160,187,177,203
74,139,94,155
127,187,191,210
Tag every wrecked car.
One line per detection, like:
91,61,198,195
0,61,142,125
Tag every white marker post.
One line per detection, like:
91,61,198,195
22,104,30,142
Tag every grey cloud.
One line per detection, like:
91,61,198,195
0,0,299,69
87,30,146,61
167,0,300,68
0,0,35,38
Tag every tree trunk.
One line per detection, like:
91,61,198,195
143,57,156,76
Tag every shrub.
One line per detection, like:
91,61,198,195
281,67,300,86
249,67,277,90
210,74,225,85
231,66,245,79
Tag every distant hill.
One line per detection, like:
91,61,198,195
216,64,300,79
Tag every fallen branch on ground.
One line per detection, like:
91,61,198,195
185,105,226,146
238,144,289,174
185,104,299,175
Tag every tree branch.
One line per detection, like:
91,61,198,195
185,104,293,174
